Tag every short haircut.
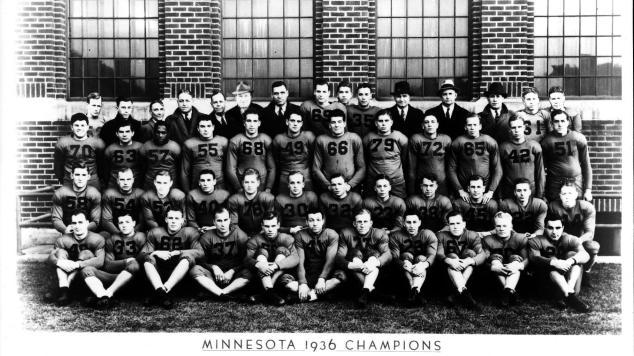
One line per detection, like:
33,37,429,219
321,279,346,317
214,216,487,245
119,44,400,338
521,87,539,98
327,108,346,121
210,89,225,100
198,115,214,125
403,209,422,221
545,212,564,225
115,96,133,106
86,92,101,103
116,120,134,131
421,173,439,183
445,210,463,222
559,179,578,191
468,174,485,186
71,210,88,220
548,86,565,96
213,206,230,219
70,113,89,125
466,113,481,124
177,88,193,98
262,211,280,224
374,174,391,185
356,82,373,94
513,177,532,188
306,208,324,219
154,170,172,180
243,109,260,121
493,211,512,223
508,113,525,127
149,99,164,110
271,81,287,91
354,208,372,220
329,173,345,182
117,167,133,177
314,78,329,89
337,80,352,91
154,121,169,132
242,168,261,182
287,170,305,182
198,169,216,179
375,108,393,121
71,161,88,173
117,212,134,221
166,207,183,216
551,109,569,121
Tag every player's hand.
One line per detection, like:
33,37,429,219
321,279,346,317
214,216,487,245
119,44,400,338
64,225,74,234
458,189,470,202
583,190,593,202
211,265,226,284
224,269,235,282
153,251,172,260
347,258,363,271
445,258,461,271
298,283,310,301
56,260,73,272
402,260,413,272
506,261,524,272
263,263,278,275
289,226,303,234
482,191,494,204
199,226,214,233
169,250,181,258
412,262,427,277
344,183,351,192
315,278,326,295
255,260,269,274
365,256,380,269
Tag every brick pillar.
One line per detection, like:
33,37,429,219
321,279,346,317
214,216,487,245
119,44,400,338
16,0,67,99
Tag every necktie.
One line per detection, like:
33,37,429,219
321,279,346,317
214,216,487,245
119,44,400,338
219,115,226,126
494,109,500,119
400,109,406,121
445,107,451,120
278,108,285,118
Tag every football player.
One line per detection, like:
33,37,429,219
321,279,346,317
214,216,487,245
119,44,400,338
405,174,453,233
313,108,366,192
346,83,380,138
165,89,207,145
140,170,186,229
103,120,143,188
261,81,302,139
181,115,228,192
448,114,502,202
300,78,347,136
408,114,452,196
190,207,251,300
225,82,264,139
478,82,515,143
271,112,315,195
144,208,202,308
54,113,105,188
362,175,406,234
388,81,424,136
52,162,102,234
319,174,363,231
227,168,276,236
226,110,276,192
363,109,408,198
528,213,591,312
185,169,230,232
140,121,182,190
452,175,498,233
337,209,392,309
541,109,592,202
86,92,105,138
100,96,142,147
516,87,550,142
275,171,319,234
139,99,165,142
435,211,486,310
45,211,105,306
542,86,582,132
336,80,353,106
498,178,547,239
101,168,145,236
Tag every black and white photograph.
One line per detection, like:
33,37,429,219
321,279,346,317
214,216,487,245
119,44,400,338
0,0,631,355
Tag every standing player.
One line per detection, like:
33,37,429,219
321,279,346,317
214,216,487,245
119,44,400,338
272,112,315,195
52,163,102,234
86,92,105,138
424,80,471,140
226,110,276,192
140,121,182,190
100,96,142,146
452,175,498,233
408,114,452,196
542,86,582,132
362,175,406,234
363,109,408,198
313,109,366,192
261,81,302,139
405,174,453,233
448,114,502,202
140,171,186,229
227,168,276,236
180,116,228,192
516,87,550,142
225,82,264,140
103,121,143,188
478,82,514,143
101,168,145,236
275,171,319,234
165,89,207,145
300,79,347,136
388,81,424,136
541,109,592,202
498,178,547,239
54,113,105,188
346,83,380,138
185,169,230,232
319,174,363,231
336,209,392,309
336,80,353,106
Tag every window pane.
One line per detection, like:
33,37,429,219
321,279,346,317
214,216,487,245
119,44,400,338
115,20,129,37
253,59,268,78
101,59,115,77
253,39,267,58
285,39,299,57
268,0,282,17
237,0,251,17
300,39,313,57
84,40,98,58
377,39,391,57
146,0,158,17
534,78,547,94
564,77,580,95
423,58,437,77
115,40,130,57
580,57,597,76
392,18,406,37
224,0,237,17
377,59,391,77
238,39,252,57
423,18,438,37
391,59,406,77
564,57,579,76
455,0,468,16
439,38,454,57
300,19,312,37
70,20,82,38
612,77,621,95
146,59,158,77
534,58,547,76
129,19,145,37
547,37,563,56
423,38,438,57
132,79,146,97
223,19,236,38
613,57,622,75
131,39,145,57
407,18,422,37
116,59,130,76
131,0,144,17
84,0,98,17
300,59,313,77
597,17,612,36
580,78,595,95
596,57,612,75
439,0,454,16
300,79,312,98
566,0,580,16
85,59,99,76
535,17,548,36
269,39,284,58
407,39,422,57
237,19,250,37
146,20,158,37
439,18,454,37
580,17,596,36
70,40,83,57
377,18,391,37
455,38,468,57
84,20,98,37
376,79,391,97
534,38,547,56
300,0,312,16
285,59,299,76
534,0,548,16
596,77,610,95
422,78,439,96
253,19,267,38
564,37,579,56
407,0,422,16
377,0,391,16
285,19,300,37
238,59,253,77
580,0,596,15
580,37,596,56
252,0,267,17
269,19,283,37
224,59,237,78
99,19,114,37
70,0,83,17
439,58,453,76
424,0,438,16
99,39,114,57
597,37,612,56
455,18,468,36
114,0,129,17
549,0,563,15
116,79,131,97
548,58,563,76
70,59,83,77
564,16,579,36
392,0,406,17
268,59,283,77
131,59,144,77
548,17,563,36
285,0,299,17
392,38,406,57
455,58,467,76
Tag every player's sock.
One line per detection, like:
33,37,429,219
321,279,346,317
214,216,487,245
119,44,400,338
84,276,107,298
194,276,223,296
56,287,71,306
308,289,318,301
565,293,591,313
356,288,371,309
106,271,133,297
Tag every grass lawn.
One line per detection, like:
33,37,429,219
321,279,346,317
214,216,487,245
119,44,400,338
17,261,621,334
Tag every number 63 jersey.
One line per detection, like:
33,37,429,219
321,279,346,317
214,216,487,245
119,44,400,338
192,226,249,271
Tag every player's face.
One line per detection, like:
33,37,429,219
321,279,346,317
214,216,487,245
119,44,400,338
357,88,372,107
153,126,169,145
447,215,466,236
404,215,422,236
314,84,330,105
150,102,165,121
337,87,352,105
117,101,133,119
87,98,102,118
353,213,373,235
552,113,569,135
244,114,261,135
328,116,346,136
236,92,252,109
286,113,303,134
272,85,289,106
242,174,260,194
116,125,133,144
509,118,526,141
329,177,347,198
548,92,565,110
423,116,439,135
117,170,134,192
198,120,214,139
514,183,531,204
214,211,231,234
306,213,325,234
288,173,305,196
71,120,89,139
559,185,578,208
441,89,457,106
374,179,391,199
468,179,485,200
198,173,216,194
72,168,89,189
394,93,410,108
421,178,438,199
262,218,280,239
464,116,481,138
487,94,504,109
494,217,513,238
117,216,135,236
545,220,564,241
522,92,539,113
165,211,184,233
211,93,226,114
177,93,193,113
154,175,173,196
375,114,393,134
71,214,89,238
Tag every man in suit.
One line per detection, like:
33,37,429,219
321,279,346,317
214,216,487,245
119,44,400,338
424,79,471,140
478,82,515,143
208,90,231,139
165,89,207,145
389,81,424,137
260,81,302,138
225,81,264,139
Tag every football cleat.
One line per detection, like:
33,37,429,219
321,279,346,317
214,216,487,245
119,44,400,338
56,287,72,306
356,288,370,309
82,295,98,307
96,296,111,309
263,289,285,307
581,273,594,289
553,298,567,310
508,289,519,306
499,289,510,308
565,294,591,313
460,289,481,311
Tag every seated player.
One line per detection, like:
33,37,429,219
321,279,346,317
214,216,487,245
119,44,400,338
103,120,143,188
528,213,591,312
54,113,105,188
405,174,453,233
280,209,346,302
498,178,547,239
227,168,276,236
101,168,145,237
52,162,101,234
274,171,319,234
181,116,228,192
244,212,299,306
363,109,408,198
481,212,529,307
140,121,181,190
408,114,452,196
226,110,276,193
362,175,406,234
435,211,486,310
144,209,202,309
313,108,366,193
346,83,380,138
388,209,438,307
300,78,347,136
45,211,105,306
185,169,230,233
82,213,148,308
272,112,315,195
337,209,392,309
140,170,186,229
452,175,498,234
319,174,363,231
190,207,250,300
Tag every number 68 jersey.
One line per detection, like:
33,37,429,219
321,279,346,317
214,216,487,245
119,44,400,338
145,226,202,262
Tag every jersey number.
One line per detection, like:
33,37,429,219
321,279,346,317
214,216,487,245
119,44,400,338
421,142,444,156
197,143,219,157
554,141,573,156
148,150,169,162
327,141,348,156
369,138,395,152
159,236,182,251
283,141,305,155
242,141,264,155
508,149,530,163
114,240,138,256
69,145,94,158
283,203,308,218
112,150,136,163
463,142,485,156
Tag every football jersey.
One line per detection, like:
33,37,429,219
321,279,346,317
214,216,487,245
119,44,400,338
103,231,150,272
447,134,502,193
51,231,105,267
313,132,366,190
499,197,547,236
185,188,230,229
482,231,528,263
139,139,181,187
518,109,550,142
362,195,406,232
192,226,248,271
407,133,452,195
405,194,453,232
53,135,105,187
227,191,276,236
226,133,276,192
347,104,380,138
528,232,582,268
140,189,186,229
51,185,102,233
181,135,228,192
146,226,202,262
498,139,545,199
244,232,298,269
435,229,486,265
320,192,363,231
336,227,391,267
541,131,592,190
362,131,408,186
103,141,143,187
389,228,438,267
300,100,347,137
101,187,145,235
547,199,596,241
272,131,315,193
275,192,319,231
294,228,339,284
452,198,498,233
540,107,583,133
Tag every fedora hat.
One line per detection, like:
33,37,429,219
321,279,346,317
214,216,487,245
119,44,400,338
391,81,412,96
484,82,508,98
232,81,253,95
437,79,460,96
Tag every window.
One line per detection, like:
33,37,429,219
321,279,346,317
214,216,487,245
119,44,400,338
68,0,159,99
222,0,314,99
534,0,621,96
376,0,470,98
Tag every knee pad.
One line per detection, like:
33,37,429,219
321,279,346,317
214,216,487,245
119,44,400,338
508,254,524,263
490,253,504,263
78,249,95,261
414,255,427,264
189,265,206,278
564,251,577,259
583,240,600,256
333,269,347,282
400,252,414,263
278,273,296,286
275,246,291,257
347,248,364,261
125,259,141,274
81,266,97,279
256,248,270,260
461,249,476,259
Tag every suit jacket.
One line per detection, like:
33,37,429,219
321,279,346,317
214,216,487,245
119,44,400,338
99,114,143,147
260,101,302,138
478,103,515,143
425,103,471,140
224,103,264,139
165,106,206,145
389,104,425,137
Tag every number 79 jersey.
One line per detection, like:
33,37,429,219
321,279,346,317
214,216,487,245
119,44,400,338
193,226,249,270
